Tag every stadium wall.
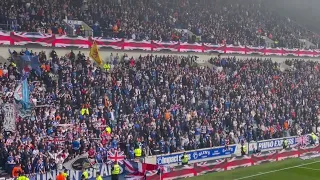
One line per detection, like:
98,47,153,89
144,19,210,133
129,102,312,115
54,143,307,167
145,135,317,166
1,46,320,65
145,144,320,180
1,31,320,63
1,143,318,180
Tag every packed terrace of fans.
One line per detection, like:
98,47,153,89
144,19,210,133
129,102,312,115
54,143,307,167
1,0,320,48
0,48,319,175
1,0,320,177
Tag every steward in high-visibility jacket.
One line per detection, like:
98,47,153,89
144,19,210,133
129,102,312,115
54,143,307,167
111,162,121,180
11,62,17,67
17,172,29,180
63,169,69,180
283,138,289,149
241,145,247,156
81,106,89,115
105,125,111,134
311,132,317,144
103,63,111,71
96,172,103,180
181,152,189,165
17,175,29,180
82,169,89,180
134,147,142,158
80,26,85,34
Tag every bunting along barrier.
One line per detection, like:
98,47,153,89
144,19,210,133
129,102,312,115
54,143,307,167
225,155,253,170
299,145,320,160
250,151,278,165
4,146,318,180
1,31,320,57
146,145,320,180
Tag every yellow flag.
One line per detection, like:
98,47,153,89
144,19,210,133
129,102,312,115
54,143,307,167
89,41,102,65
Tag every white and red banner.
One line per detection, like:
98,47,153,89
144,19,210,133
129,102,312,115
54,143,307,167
1,31,320,57
2,103,16,132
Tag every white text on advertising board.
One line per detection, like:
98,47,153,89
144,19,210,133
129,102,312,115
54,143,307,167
32,164,122,180
258,138,295,150
157,154,191,165
198,150,211,157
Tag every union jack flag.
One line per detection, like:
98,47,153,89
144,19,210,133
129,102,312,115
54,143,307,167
16,32,50,38
124,160,171,179
158,166,173,174
296,135,309,146
124,160,143,174
14,83,23,101
106,150,126,164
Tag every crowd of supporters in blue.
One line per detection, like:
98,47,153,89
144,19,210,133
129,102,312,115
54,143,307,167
0,48,319,176
0,0,319,178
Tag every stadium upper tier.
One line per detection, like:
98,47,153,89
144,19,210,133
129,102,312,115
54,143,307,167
1,0,319,49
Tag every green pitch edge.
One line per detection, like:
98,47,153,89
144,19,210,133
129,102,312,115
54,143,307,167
188,158,320,180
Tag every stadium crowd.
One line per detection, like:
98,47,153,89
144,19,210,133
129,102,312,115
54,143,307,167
0,0,320,48
0,0,320,177
0,47,320,176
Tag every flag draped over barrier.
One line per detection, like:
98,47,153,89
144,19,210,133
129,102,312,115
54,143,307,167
2,32,320,57
124,160,171,179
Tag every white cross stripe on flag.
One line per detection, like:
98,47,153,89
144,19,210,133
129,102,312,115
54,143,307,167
6,139,13,145
47,137,65,148
158,165,173,173
125,175,144,180
14,84,23,101
297,135,309,146
197,161,207,166
107,150,126,164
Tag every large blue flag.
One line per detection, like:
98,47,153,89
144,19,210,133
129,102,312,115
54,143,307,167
20,55,32,80
19,55,43,79
31,55,41,76
20,54,31,62
9,49,42,77
22,78,30,109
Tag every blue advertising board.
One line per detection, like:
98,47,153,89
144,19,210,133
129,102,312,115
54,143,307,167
27,164,125,180
156,145,237,165
257,136,297,151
